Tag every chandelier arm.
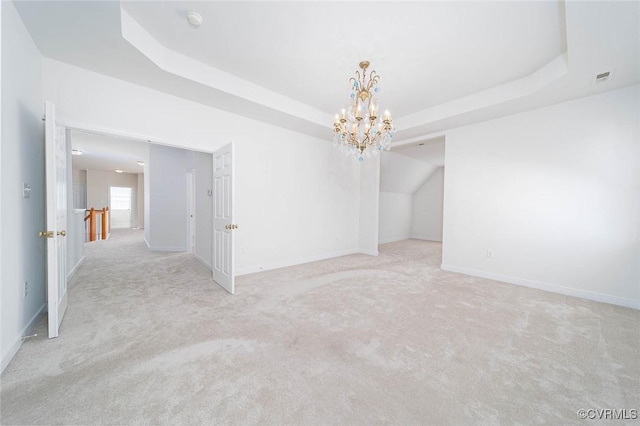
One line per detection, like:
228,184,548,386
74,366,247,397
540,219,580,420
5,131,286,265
365,72,379,93
333,61,393,160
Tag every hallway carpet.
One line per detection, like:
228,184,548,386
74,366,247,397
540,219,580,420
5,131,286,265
1,230,638,424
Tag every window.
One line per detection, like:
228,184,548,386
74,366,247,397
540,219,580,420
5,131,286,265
110,186,132,210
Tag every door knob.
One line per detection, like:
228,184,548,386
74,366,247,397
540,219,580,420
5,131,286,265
38,231,54,238
57,230,66,237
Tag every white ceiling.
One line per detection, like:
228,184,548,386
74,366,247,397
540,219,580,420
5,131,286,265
14,1,640,144
393,136,445,166
121,1,566,117
71,130,149,173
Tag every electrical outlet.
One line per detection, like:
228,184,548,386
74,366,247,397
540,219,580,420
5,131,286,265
487,249,494,258
24,281,28,297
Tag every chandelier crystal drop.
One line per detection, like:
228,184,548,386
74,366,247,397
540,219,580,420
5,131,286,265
333,61,395,161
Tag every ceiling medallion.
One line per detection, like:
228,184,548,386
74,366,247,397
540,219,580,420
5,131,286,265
333,61,395,161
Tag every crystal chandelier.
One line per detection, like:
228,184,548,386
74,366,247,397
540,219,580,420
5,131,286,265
333,61,395,161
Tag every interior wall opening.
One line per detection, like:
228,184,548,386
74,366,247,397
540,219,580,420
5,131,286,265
378,135,446,255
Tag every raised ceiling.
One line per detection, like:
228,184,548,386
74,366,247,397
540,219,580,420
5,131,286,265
121,1,566,117
71,131,149,173
14,1,640,143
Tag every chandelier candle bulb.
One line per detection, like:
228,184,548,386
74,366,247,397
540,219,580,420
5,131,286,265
332,60,395,159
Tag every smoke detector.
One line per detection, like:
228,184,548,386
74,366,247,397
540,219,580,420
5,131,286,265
594,70,613,83
186,10,203,28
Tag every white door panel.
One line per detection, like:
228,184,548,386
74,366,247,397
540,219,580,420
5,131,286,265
44,101,68,338
212,143,235,294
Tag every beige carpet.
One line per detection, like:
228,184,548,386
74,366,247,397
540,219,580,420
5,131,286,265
1,229,638,425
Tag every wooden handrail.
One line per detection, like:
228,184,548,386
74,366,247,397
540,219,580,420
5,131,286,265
84,207,110,242
84,208,96,241
101,207,109,240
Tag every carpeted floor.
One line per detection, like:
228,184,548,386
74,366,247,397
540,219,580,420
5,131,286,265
1,229,638,425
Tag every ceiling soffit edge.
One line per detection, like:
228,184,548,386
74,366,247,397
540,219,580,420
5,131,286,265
394,53,569,135
120,6,332,128
120,4,572,142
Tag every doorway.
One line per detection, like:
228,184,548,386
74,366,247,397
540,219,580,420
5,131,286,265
378,136,445,245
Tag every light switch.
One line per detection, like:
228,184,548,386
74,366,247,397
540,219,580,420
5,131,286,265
22,183,31,198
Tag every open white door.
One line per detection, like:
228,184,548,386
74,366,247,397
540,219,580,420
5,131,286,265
43,101,68,338
212,143,235,294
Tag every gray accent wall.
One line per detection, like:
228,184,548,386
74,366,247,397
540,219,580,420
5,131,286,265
193,151,213,269
147,144,188,251
146,144,213,256
1,1,46,372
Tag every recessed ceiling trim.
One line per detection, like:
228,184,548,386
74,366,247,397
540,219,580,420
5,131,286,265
120,6,331,127
395,53,569,135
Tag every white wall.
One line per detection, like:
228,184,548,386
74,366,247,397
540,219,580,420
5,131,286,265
358,157,380,255
378,192,412,244
71,166,87,209
0,1,3,372
379,151,434,194
86,170,138,209
65,130,84,281
379,151,440,245
136,173,144,229
86,170,138,229
143,164,150,244
72,167,86,185
41,59,362,273
442,85,640,308
412,167,444,241
1,1,46,372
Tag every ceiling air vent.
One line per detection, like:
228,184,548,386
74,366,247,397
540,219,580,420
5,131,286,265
594,71,612,83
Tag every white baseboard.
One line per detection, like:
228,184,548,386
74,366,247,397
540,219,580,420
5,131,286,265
441,264,640,310
359,249,379,256
410,233,442,242
378,236,410,244
195,254,212,271
147,246,186,252
144,238,150,248
236,248,359,276
1,303,46,374
67,256,85,281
